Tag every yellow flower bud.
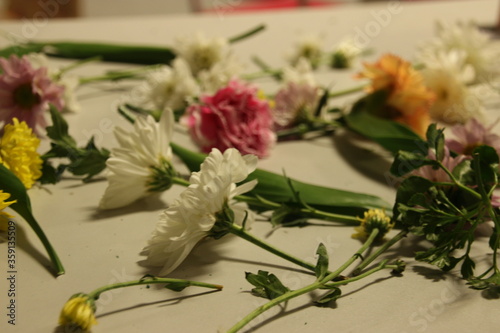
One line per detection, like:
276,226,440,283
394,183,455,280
59,294,97,331
352,209,394,241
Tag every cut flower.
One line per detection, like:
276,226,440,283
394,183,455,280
0,54,65,133
183,79,276,158
99,110,176,209
0,118,42,189
58,294,97,332
142,148,258,276
352,209,394,241
357,53,435,137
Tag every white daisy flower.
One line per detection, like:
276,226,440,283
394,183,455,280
420,50,484,124
287,34,324,69
132,58,200,111
142,148,258,276
99,110,176,210
417,20,500,83
173,32,230,76
197,54,243,94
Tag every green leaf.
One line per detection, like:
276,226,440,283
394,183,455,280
344,92,427,155
390,151,436,177
0,164,64,275
315,243,329,280
425,124,445,162
460,256,475,279
393,176,434,220
26,41,176,65
171,143,390,216
245,270,290,300
0,44,46,58
315,288,341,306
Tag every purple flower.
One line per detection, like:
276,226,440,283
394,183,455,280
412,147,467,183
272,82,319,130
446,118,500,157
182,79,276,158
0,55,65,133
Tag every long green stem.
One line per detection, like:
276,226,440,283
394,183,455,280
79,65,160,85
226,229,383,333
328,84,366,98
437,161,482,200
352,229,408,275
88,277,223,300
228,224,317,272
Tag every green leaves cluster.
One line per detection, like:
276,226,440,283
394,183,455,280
390,124,500,289
40,106,110,184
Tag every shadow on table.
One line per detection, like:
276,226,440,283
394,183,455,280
332,129,395,188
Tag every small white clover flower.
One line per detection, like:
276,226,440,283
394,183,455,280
142,148,258,276
330,38,362,69
99,110,176,210
287,34,324,69
282,57,317,87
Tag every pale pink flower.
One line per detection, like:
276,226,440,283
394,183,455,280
446,118,500,157
182,79,276,158
272,82,319,130
413,147,467,183
0,55,65,133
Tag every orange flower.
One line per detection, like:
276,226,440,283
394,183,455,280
357,54,435,137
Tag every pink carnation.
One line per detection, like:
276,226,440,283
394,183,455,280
0,55,65,133
183,79,275,158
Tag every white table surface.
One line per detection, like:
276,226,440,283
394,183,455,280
1,1,499,332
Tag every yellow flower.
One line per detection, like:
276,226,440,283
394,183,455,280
357,54,435,137
59,294,97,331
352,209,394,241
0,118,43,189
0,191,16,232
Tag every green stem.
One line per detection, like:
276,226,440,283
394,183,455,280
328,84,366,98
56,56,102,78
235,195,360,225
88,277,222,300
437,161,482,200
352,229,408,275
172,176,190,187
79,65,160,85
228,224,317,272
226,229,382,333
228,24,266,44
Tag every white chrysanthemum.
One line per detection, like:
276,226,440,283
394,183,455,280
99,110,175,210
197,54,243,94
26,52,81,113
282,57,317,87
142,148,258,276
420,50,483,123
173,32,230,76
287,34,324,69
417,20,500,83
132,58,200,111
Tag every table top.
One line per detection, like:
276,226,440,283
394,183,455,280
1,1,499,332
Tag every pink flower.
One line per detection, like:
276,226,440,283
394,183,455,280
446,118,500,157
183,79,276,158
413,147,467,183
272,82,319,130
0,55,65,133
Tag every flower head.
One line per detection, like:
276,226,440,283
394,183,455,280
287,34,324,69
183,79,276,158
330,38,362,69
99,110,176,210
412,147,467,183
420,50,483,124
142,148,258,276
59,293,97,332
0,55,65,133
272,82,320,129
446,118,500,157
173,32,230,76
132,59,200,111
352,209,394,241
357,54,435,137
0,118,42,189
417,20,500,83
0,191,16,231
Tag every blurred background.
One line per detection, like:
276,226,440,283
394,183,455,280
0,0,437,19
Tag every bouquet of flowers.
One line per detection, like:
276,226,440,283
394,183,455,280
0,18,499,332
